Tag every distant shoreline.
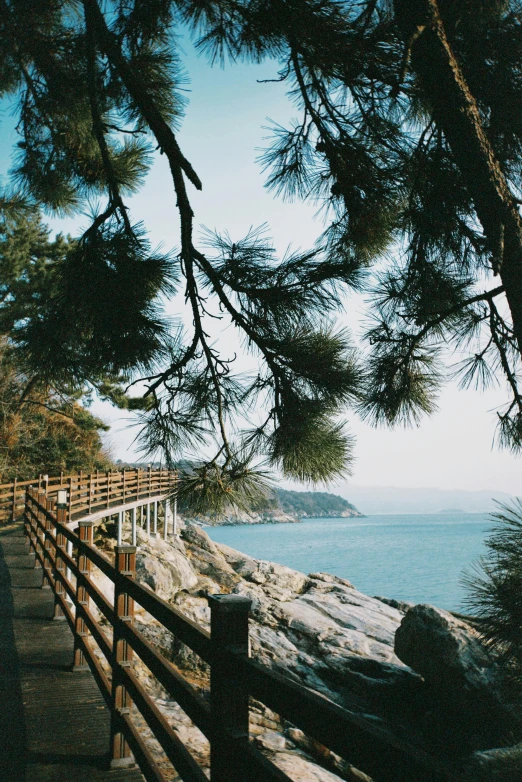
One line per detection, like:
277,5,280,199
196,509,495,527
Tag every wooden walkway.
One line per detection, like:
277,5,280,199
0,524,144,782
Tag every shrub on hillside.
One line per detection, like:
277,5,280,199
463,500,522,688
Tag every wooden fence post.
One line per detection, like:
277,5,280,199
208,594,252,782
73,521,94,671
25,487,38,549
110,545,137,769
11,477,17,521
53,504,68,620
23,488,32,544
41,497,55,589
68,476,73,519
33,494,44,570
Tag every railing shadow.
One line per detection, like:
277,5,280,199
0,527,28,782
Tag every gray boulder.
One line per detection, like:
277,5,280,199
181,523,221,555
181,526,241,590
395,604,522,750
135,529,198,598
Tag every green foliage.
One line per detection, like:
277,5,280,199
0,202,114,480
269,488,360,517
187,0,522,449
175,458,273,517
18,218,177,382
179,482,360,519
360,333,441,427
463,500,522,687
0,201,69,335
268,408,353,483
0,2,366,497
0,345,111,482
2,0,522,508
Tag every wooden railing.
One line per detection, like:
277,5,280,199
0,467,175,525
20,479,465,782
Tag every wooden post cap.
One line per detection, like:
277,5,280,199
115,545,137,555
207,594,252,613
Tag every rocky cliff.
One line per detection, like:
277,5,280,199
94,521,522,781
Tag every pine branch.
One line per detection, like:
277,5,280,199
489,299,522,411
83,1,133,236
394,0,522,354
84,0,202,192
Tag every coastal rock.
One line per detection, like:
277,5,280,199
92,521,522,780
171,528,423,717
181,527,241,591
265,750,347,781
217,543,258,579
395,604,496,688
374,595,415,613
181,523,221,555
285,728,374,781
135,529,198,598
255,730,287,751
92,522,411,779
395,604,522,749
310,572,355,589
180,510,300,527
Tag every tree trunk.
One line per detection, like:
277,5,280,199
394,0,522,354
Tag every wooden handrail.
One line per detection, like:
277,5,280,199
0,467,176,523
0,467,177,526
22,480,465,782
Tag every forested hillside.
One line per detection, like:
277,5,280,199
271,489,363,518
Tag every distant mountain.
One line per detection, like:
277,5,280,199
332,485,515,515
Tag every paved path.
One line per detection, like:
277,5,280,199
0,525,144,782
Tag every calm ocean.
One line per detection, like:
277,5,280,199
206,513,494,612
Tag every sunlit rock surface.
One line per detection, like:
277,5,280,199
92,520,521,780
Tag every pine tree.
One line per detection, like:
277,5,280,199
0,0,363,510
2,1,522,509
463,500,522,688
187,0,522,448
0,344,112,482
0,205,112,479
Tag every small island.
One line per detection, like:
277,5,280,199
438,508,467,514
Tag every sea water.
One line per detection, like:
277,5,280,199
206,513,494,611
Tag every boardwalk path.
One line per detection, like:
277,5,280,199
0,524,144,782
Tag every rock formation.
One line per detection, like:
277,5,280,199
93,520,522,781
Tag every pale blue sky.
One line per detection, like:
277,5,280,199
0,38,520,495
